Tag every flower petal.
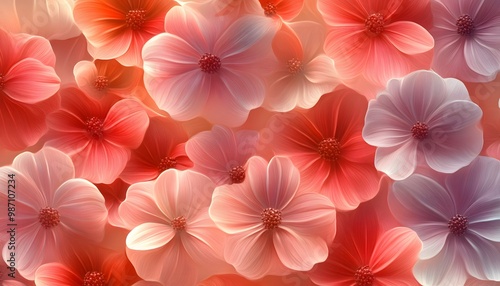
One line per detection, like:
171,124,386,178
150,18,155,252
384,21,434,55
274,228,328,271
374,140,417,180
3,58,60,104
126,222,175,251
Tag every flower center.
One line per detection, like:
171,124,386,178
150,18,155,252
158,156,177,172
287,58,303,75
456,14,475,36
85,117,104,139
171,216,186,231
94,76,109,91
199,53,221,73
365,13,385,36
448,214,468,236
125,9,146,30
318,138,341,161
261,208,282,230
411,121,428,140
39,207,60,229
263,2,277,16
354,265,374,286
83,271,106,286
0,73,5,89
228,165,245,184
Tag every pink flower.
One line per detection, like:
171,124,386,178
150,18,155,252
263,21,338,112
388,156,500,285
0,28,61,150
431,0,500,82
119,169,226,285
268,88,380,210
185,125,258,185
73,0,177,66
317,0,434,97
45,87,150,184
74,59,144,99
362,70,483,180
34,241,140,285
309,207,422,286
120,116,192,184
258,0,304,21
0,147,108,280
209,156,336,279
142,4,277,126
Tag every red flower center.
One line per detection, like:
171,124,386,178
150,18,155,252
287,58,303,75
125,9,146,30
365,13,385,36
199,53,221,73
318,138,341,161
83,271,106,286
85,117,104,139
229,165,245,184
354,265,374,286
448,214,468,236
0,73,5,89
263,2,277,17
158,156,177,172
411,121,428,140
261,208,282,230
39,207,60,229
456,14,475,36
171,216,187,231
94,76,109,91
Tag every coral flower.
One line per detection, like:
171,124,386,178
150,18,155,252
45,87,149,184
0,28,61,150
309,207,422,286
0,147,108,280
34,242,140,285
431,0,500,82
74,59,144,99
268,87,380,210
317,0,434,97
73,0,177,66
142,4,277,126
263,21,338,112
120,116,192,184
362,70,483,180
389,156,500,285
258,0,304,21
119,169,226,285
185,125,259,186
209,156,336,279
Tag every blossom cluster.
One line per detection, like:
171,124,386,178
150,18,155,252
1,0,500,285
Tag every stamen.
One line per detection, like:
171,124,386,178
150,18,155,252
171,216,186,231
365,13,385,36
411,121,428,140
39,207,60,229
318,138,341,161
85,117,104,139
229,165,245,184
158,156,177,172
456,15,475,36
125,10,146,30
261,208,282,230
448,214,468,236
354,265,374,286
263,3,277,17
94,76,109,91
83,271,106,286
199,53,221,73
287,58,303,75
